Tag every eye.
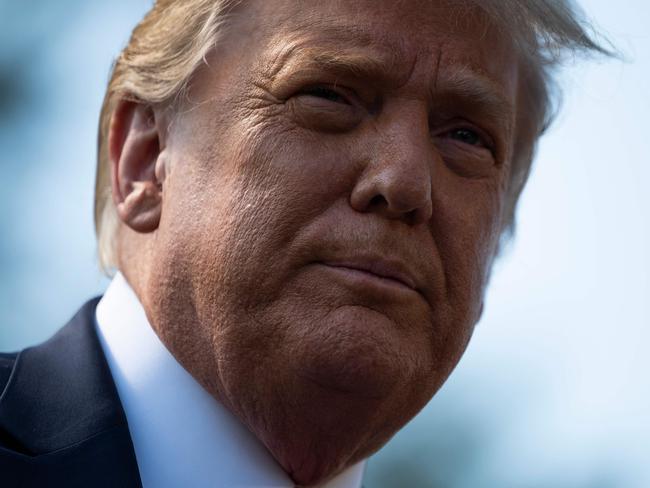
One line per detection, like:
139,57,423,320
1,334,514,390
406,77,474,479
288,84,361,133
450,128,480,145
447,128,491,149
299,86,349,104
432,123,500,178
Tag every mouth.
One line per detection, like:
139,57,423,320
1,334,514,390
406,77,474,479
317,259,418,295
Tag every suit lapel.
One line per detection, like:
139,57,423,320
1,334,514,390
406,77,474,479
0,298,143,487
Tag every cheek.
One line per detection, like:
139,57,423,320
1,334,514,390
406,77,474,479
239,117,357,198
432,171,504,322
162,115,358,305
211,116,358,255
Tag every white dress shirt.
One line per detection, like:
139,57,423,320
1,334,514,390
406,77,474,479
94,272,366,488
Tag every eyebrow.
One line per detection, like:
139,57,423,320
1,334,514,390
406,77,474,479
268,50,402,97
431,66,515,132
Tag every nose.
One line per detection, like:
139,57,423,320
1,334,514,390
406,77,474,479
349,105,434,226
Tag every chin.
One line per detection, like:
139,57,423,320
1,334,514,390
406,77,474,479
297,341,402,400
266,322,435,481
222,298,446,485
294,305,423,400
254,359,431,488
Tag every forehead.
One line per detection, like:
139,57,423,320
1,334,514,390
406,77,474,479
226,0,520,112
245,0,518,77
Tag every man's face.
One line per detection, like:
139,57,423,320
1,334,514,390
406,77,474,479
144,0,519,483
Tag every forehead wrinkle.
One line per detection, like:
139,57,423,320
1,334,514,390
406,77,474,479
260,22,409,86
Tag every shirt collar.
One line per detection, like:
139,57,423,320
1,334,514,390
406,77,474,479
95,272,366,488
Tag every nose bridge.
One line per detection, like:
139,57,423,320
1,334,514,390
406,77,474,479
381,103,432,180
349,101,434,225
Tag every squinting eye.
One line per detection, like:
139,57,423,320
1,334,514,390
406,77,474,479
300,86,349,104
448,128,484,147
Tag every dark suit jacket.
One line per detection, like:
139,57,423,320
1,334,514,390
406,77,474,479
0,298,143,487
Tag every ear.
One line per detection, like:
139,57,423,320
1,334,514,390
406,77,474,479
108,100,169,233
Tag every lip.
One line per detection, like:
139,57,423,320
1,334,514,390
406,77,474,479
319,257,417,291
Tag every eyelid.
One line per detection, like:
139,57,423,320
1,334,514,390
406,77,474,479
297,84,353,103
435,121,496,152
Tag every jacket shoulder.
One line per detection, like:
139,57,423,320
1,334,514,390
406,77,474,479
0,352,18,399
0,297,117,455
0,298,142,487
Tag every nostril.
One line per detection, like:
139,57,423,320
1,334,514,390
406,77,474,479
369,194,386,208
406,208,422,226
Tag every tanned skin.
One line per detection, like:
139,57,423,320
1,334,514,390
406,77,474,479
109,0,523,485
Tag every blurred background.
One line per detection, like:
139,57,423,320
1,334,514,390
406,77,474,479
0,1,647,487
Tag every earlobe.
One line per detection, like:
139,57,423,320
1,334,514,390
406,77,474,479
117,180,162,233
109,100,167,233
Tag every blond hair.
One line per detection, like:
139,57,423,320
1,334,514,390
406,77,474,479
95,0,612,273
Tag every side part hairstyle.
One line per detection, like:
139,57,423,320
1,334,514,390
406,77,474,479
95,0,612,273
